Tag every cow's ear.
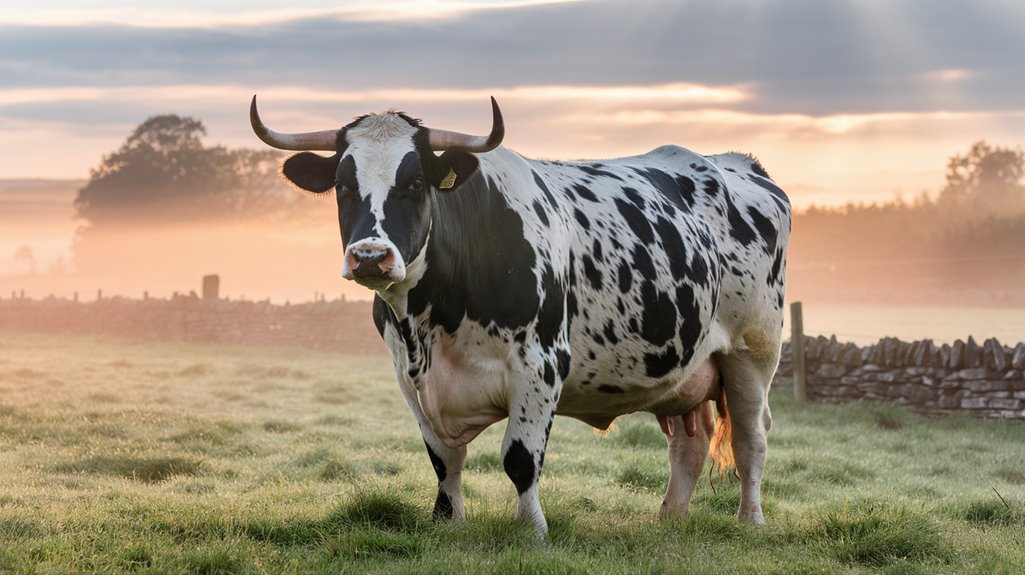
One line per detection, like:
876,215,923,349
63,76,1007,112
281,152,340,194
430,150,480,193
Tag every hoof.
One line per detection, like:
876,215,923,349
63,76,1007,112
658,499,690,521
738,509,765,526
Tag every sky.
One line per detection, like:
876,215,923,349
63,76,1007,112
2,0,1025,206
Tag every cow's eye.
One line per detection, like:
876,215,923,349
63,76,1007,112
410,177,424,192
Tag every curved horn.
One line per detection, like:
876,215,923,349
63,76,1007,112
427,96,504,153
250,95,338,151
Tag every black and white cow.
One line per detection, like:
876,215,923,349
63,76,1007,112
250,96,791,535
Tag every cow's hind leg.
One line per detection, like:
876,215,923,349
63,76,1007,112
717,331,778,526
659,402,715,519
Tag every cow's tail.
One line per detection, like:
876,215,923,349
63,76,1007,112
709,386,735,478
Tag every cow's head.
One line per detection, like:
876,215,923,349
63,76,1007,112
250,96,504,290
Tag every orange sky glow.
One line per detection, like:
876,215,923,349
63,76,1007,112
2,0,1024,302
3,80,1023,207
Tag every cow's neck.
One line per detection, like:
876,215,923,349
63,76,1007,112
394,171,540,338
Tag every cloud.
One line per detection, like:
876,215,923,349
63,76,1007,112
1,0,1023,205
2,0,1022,114
0,1,580,27
0,82,751,108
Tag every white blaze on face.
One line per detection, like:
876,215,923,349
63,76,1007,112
346,113,421,236
339,113,421,285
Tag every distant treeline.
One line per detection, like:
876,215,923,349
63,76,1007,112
789,141,1025,299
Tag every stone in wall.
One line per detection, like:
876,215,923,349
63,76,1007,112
1014,343,1025,370
966,336,981,368
950,340,965,369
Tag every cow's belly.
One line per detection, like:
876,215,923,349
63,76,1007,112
556,357,720,427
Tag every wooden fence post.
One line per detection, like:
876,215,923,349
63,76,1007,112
791,301,807,401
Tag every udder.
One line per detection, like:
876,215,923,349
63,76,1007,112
648,358,720,434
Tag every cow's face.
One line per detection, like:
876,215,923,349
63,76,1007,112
278,113,482,291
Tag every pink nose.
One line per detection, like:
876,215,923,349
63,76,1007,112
347,244,396,279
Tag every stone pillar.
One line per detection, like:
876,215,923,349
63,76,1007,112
202,275,220,301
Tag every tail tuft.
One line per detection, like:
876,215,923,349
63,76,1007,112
592,419,617,436
709,388,735,477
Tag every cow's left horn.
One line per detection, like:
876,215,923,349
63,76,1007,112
427,97,504,153
250,95,339,151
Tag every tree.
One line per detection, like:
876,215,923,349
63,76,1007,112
70,114,331,274
12,245,36,275
938,140,1025,215
76,115,234,224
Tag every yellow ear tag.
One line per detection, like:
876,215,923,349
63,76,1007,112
439,168,457,190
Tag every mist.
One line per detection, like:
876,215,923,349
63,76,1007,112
3,117,1025,316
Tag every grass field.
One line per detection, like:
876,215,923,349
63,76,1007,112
1,332,1023,574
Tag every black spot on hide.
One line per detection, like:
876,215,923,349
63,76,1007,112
573,208,591,230
536,266,564,349
503,440,536,495
582,255,602,290
433,489,453,520
640,281,676,347
645,346,681,378
746,205,778,254
556,349,571,379
675,284,702,365
633,246,656,282
579,164,623,181
532,200,549,226
617,261,633,293
543,363,556,387
615,199,654,244
425,442,447,482
724,190,757,247
572,183,599,202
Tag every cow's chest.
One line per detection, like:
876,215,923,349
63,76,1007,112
413,331,510,449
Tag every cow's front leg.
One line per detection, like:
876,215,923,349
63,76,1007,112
501,363,559,537
423,436,467,520
394,373,467,520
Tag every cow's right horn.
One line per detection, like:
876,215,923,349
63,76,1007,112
250,96,339,151
427,97,504,153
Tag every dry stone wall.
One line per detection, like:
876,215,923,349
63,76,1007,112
778,335,1025,419
0,295,386,355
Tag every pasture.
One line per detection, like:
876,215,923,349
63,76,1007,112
1,332,1023,574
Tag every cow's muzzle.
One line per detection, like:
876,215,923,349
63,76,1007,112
342,240,405,288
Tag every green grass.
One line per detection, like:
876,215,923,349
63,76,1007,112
1,331,1024,574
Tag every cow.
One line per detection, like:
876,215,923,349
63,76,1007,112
250,96,791,536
